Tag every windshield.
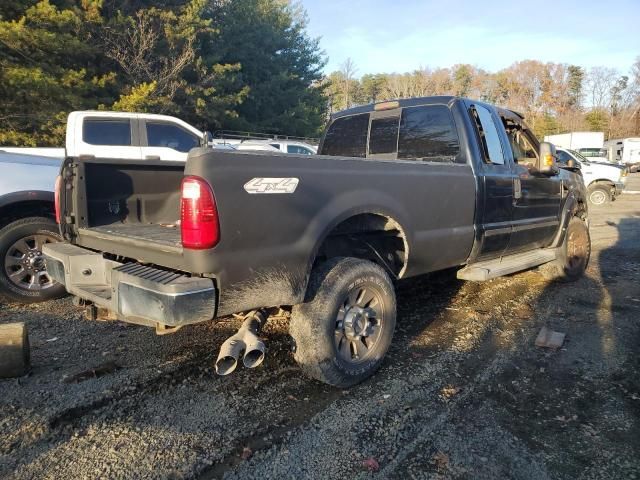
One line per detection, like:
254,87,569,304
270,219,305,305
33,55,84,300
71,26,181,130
568,149,589,162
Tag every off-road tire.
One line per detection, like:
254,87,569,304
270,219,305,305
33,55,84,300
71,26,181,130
587,185,611,206
540,217,590,282
290,257,396,388
0,217,66,303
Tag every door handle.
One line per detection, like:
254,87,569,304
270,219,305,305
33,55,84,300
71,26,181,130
145,155,161,161
513,177,522,200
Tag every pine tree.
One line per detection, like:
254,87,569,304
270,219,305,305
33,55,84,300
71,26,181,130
0,0,112,145
204,0,327,136
0,0,327,145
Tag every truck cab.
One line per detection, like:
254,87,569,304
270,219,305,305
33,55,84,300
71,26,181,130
66,111,206,162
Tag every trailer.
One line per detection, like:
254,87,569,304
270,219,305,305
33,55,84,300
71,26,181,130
604,137,640,172
544,132,604,150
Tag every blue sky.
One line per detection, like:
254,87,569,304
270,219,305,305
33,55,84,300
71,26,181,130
300,0,639,76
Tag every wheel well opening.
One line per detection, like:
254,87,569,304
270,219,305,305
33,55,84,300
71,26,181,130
314,213,408,278
589,180,614,188
0,200,54,229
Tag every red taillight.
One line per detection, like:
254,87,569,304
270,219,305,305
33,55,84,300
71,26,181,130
54,175,62,224
180,176,220,249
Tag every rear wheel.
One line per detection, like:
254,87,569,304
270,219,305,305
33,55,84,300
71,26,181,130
540,217,590,282
587,185,611,206
290,257,396,388
0,217,66,303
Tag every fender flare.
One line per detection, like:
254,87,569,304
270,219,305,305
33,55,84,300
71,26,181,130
0,190,55,210
550,192,585,248
587,179,615,188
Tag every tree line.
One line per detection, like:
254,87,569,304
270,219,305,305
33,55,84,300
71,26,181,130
0,0,326,146
324,58,640,140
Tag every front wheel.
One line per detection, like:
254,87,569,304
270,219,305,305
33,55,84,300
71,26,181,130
290,257,396,388
587,185,611,206
540,217,591,282
0,217,67,303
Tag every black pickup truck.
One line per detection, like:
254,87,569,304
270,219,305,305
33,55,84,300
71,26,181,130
44,96,590,387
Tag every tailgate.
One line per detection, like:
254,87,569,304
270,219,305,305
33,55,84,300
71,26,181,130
59,156,186,269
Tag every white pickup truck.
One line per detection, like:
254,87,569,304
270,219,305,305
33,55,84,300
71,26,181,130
0,111,215,303
556,148,627,206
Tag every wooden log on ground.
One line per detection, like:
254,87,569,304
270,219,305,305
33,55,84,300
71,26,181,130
0,322,30,378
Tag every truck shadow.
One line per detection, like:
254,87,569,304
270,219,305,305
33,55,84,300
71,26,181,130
473,215,640,476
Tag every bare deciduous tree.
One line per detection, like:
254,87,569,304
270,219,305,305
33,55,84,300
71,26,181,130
586,67,618,109
324,56,640,139
340,57,358,108
102,10,195,108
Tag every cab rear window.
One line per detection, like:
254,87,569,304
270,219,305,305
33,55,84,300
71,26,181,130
369,116,400,155
320,113,369,157
321,104,462,163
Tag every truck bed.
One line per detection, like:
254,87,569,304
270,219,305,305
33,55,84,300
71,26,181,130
62,159,185,261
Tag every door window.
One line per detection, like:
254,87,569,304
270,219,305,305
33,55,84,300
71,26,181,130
507,130,538,168
471,105,506,165
398,105,460,162
556,150,573,165
146,122,199,153
286,144,314,155
320,113,369,157
83,119,132,146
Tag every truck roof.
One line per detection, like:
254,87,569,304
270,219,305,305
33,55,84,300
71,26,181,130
67,110,199,125
331,96,525,121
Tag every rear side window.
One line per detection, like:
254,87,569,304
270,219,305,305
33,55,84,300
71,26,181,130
146,122,199,153
369,116,400,155
398,105,460,162
320,113,369,157
83,119,131,146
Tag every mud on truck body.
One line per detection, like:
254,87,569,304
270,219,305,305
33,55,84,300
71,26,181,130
44,96,591,387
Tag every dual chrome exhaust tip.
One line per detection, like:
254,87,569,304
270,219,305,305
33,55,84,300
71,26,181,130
215,310,267,376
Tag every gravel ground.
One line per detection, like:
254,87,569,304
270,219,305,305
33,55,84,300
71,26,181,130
1,175,639,480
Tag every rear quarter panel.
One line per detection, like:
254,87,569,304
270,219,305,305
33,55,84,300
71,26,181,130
0,153,61,196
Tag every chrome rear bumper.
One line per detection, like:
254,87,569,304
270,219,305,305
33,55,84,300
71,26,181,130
43,242,216,327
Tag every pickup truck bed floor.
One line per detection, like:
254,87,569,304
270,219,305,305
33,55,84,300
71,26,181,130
83,224,181,248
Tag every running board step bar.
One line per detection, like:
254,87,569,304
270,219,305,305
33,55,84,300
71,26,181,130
457,249,557,281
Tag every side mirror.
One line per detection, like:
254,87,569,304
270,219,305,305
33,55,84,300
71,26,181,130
539,142,558,175
565,158,578,168
201,130,213,147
